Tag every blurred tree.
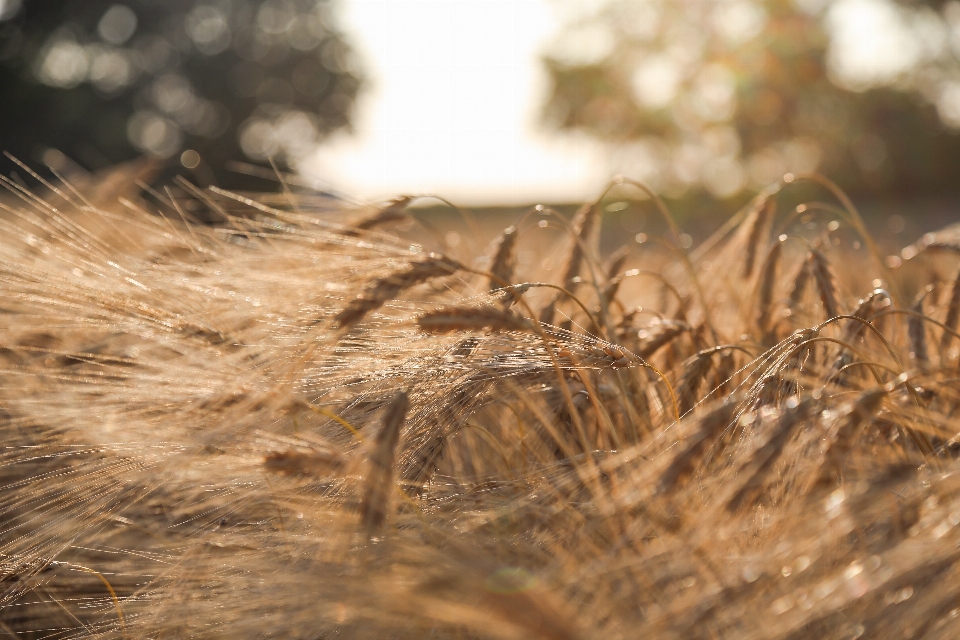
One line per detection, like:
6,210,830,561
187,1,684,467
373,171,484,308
0,0,362,183
541,0,960,199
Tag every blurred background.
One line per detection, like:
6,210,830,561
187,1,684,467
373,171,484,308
2,0,960,231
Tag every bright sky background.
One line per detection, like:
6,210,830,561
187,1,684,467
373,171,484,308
304,0,609,205
303,0,923,206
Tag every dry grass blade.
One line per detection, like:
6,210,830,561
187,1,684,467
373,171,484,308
360,391,409,536
498,282,535,307
417,305,533,334
810,247,840,319
488,225,518,290
333,254,464,331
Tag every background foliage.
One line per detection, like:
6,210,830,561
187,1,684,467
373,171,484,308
0,0,361,183
542,0,960,199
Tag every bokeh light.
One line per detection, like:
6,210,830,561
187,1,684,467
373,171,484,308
0,0,20,22
0,1,362,181
539,0,960,200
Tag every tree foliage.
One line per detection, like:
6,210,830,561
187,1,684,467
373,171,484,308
0,0,362,182
542,0,960,198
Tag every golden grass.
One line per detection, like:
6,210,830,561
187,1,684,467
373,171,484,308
0,165,958,638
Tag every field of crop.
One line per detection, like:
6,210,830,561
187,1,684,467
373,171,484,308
0,159,959,639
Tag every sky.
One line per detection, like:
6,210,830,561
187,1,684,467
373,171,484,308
303,0,609,205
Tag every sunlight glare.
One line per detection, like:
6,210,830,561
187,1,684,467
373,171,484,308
304,0,607,205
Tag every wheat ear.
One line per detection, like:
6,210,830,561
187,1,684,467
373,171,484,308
787,255,811,312
636,321,690,359
829,289,889,383
676,349,717,416
333,255,463,331
909,290,930,369
726,398,814,512
742,197,775,279
756,239,783,334
488,225,518,291
561,202,599,291
940,266,960,354
342,196,413,236
360,390,409,537
417,305,533,333
810,248,840,319
822,388,886,477
656,401,737,494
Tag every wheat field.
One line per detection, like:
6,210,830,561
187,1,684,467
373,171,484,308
0,157,958,639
